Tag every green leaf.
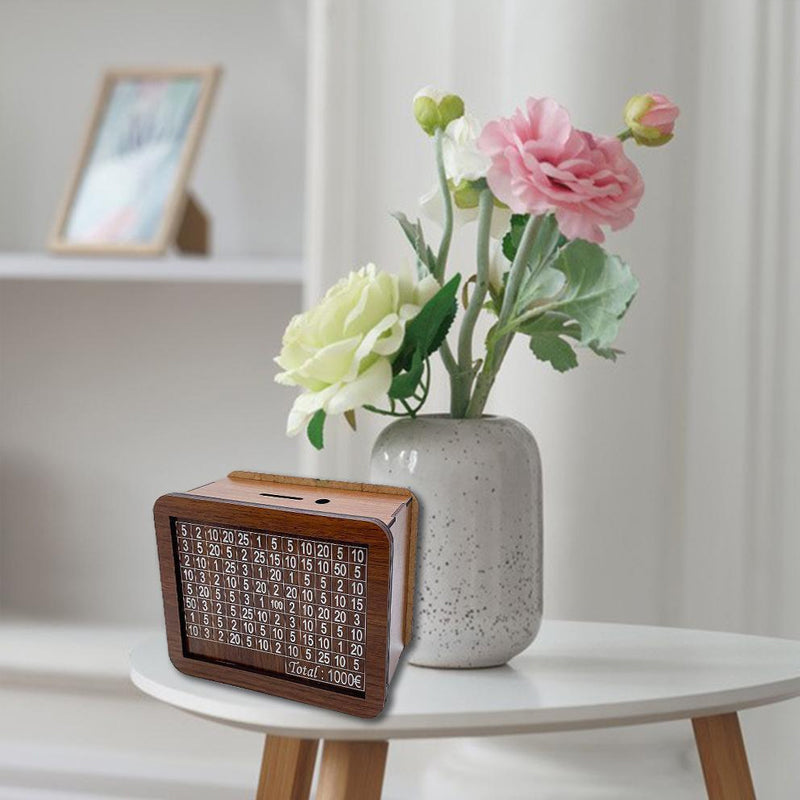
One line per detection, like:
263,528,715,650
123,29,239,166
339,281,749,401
394,273,461,370
504,215,564,317
502,213,561,266
589,342,624,361
392,212,438,278
516,259,565,312
521,313,581,372
502,214,529,261
513,240,637,371
389,349,425,399
306,410,325,450
550,239,638,350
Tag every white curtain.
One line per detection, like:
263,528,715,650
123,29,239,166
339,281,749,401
303,1,800,794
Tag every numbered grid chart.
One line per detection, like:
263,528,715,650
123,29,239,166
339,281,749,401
175,521,367,693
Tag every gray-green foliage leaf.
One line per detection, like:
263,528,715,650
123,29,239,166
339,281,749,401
513,239,637,373
548,239,638,350
589,342,624,361
512,215,564,311
392,212,438,278
521,313,580,372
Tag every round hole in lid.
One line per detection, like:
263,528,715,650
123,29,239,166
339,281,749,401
315,498,331,504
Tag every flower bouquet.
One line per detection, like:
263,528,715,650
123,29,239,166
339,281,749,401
274,87,677,667
275,89,678,448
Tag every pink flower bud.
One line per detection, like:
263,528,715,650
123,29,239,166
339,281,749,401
624,93,679,147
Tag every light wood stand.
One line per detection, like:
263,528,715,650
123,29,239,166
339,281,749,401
693,713,757,799
256,715,756,800
175,192,210,255
256,736,388,800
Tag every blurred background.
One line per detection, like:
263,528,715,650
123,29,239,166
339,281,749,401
0,0,798,797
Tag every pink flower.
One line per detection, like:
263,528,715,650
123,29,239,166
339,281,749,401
624,92,679,146
478,97,644,244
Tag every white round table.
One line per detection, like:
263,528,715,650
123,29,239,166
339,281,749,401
130,620,800,799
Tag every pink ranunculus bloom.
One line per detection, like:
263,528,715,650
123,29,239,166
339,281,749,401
624,92,679,146
478,97,644,244
639,93,679,133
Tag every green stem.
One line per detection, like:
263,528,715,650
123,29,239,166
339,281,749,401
465,344,499,418
364,359,432,419
440,340,469,416
433,128,453,282
497,215,542,331
454,188,493,417
617,128,634,142
416,358,431,406
465,214,542,418
431,128,465,412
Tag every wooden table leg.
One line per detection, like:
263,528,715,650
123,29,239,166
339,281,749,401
315,740,389,800
692,713,756,799
256,735,319,800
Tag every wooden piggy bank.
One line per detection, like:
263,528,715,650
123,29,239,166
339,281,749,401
153,471,418,717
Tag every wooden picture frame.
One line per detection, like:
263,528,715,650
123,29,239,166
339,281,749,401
153,472,419,718
49,66,221,257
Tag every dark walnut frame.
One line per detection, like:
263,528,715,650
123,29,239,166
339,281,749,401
153,472,417,718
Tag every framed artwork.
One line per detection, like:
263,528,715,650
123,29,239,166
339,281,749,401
49,66,220,256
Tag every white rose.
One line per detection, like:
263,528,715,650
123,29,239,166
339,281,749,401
442,113,490,183
275,264,438,435
420,113,511,238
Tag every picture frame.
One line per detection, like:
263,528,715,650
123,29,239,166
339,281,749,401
49,66,221,256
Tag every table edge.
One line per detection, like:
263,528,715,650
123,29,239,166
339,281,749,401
130,662,800,741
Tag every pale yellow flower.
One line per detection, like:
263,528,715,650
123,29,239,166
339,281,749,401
275,264,438,435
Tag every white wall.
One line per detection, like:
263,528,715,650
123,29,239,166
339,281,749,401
0,0,306,255
0,4,307,796
0,0,307,627
0,280,301,626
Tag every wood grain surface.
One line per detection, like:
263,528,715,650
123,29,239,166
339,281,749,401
192,474,409,524
315,740,388,800
692,713,756,799
153,473,417,718
225,471,419,646
256,736,319,800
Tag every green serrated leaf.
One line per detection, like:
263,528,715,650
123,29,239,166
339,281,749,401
392,212,438,277
521,313,581,372
306,410,325,450
502,214,529,261
389,349,425,399
394,273,461,370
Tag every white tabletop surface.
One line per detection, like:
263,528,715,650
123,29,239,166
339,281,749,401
130,620,800,740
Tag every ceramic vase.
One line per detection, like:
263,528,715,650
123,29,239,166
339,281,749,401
369,415,542,668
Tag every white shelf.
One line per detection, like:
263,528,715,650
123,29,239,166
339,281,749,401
0,253,304,285
0,616,158,692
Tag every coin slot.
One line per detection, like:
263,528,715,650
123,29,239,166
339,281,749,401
260,492,303,501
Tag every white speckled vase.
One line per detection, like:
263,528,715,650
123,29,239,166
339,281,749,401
370,415,543,668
